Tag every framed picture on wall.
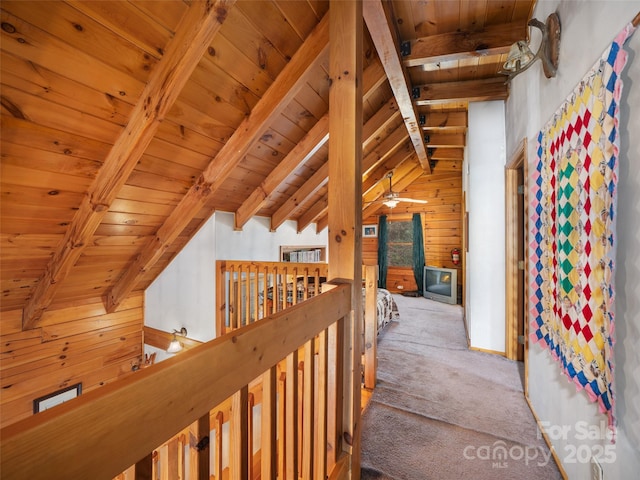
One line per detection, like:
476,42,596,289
33,383,82,413
363,224,378,238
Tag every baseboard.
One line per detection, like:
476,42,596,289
468,346,506,356
462,313,470,347
524,394,569,480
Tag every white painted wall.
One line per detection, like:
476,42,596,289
465,101,507,352
145,211,327,361
505,1,640,478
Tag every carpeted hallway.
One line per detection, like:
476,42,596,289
360,294,563,480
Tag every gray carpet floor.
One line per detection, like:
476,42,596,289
360,294,562,480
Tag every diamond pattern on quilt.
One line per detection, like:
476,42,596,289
529,23,636,427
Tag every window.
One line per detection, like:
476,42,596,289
387,221,413,267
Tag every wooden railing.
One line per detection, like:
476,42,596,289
216,260,329,336
0,284,352,480
217,261,379,389
116,261,378,480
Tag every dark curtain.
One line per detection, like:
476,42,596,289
377,215,388,288
412,213,425,292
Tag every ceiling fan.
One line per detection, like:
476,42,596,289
376,172,428,208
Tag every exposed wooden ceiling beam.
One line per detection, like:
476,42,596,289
313,156,418,232
362,97,401,151
363,0,431,173
419,111,468,131
271,163,329,231
414,77,509,106
362,143,414,195
234,59,388,230
362,124,409,179
430,161,462,174
424,133,465,148
274,119,408,232
430,148,464,161
315,214,328,233
269,91,400,232
21,0,236,329
234,115,329,230
403,22,525,67
105,12,330,313
362,58,387,101
297,194,328,233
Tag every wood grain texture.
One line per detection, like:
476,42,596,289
21,0,237,328
1,0,534,327
104,12,329,312
0,285,351,480
364,0,431,172
0,1,540,470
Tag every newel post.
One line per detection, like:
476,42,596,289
328,0,363,478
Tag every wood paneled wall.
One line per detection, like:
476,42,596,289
0,293,144,429
362,172,463,293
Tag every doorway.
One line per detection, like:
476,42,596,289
505,140,528,367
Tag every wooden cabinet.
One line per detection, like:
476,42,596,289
279,245,326,262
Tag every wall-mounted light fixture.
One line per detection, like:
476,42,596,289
167,327,188,353
501,13,561,80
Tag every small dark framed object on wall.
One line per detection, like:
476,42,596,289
363,224,378,238
33,383,82,413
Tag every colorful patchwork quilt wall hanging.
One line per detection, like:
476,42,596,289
529,22,636,427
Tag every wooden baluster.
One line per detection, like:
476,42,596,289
315,329,328,480
228,265,233,332
245,267,251,327
282,266,288,310
285,351,298,479
314,269,320,298
239,267,245,329
168,438,178,479
302,338,316,479
252,266,259,323
197,415,209,480
159,444,169,480
364,265,378,389
215,412,223,480
178,434,189,480
178,434,186,480
270,267,277,314
277,369,286,478
152,451,160,480
302,267,309,301
230,386,249,480
297,358,304,476
231,267,238,331
261,366,277,480
326,316,344,471
248,393,254,479
274,266,281,312
215,261,225,337
292,266,299,305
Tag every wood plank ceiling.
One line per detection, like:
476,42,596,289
0,0,535,326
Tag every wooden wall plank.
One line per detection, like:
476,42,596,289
0,293,143,429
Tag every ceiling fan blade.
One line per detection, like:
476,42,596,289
395,197,428,204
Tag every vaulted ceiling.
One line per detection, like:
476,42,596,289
0,0,535,326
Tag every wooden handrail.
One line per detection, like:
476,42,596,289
0,284,351,480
